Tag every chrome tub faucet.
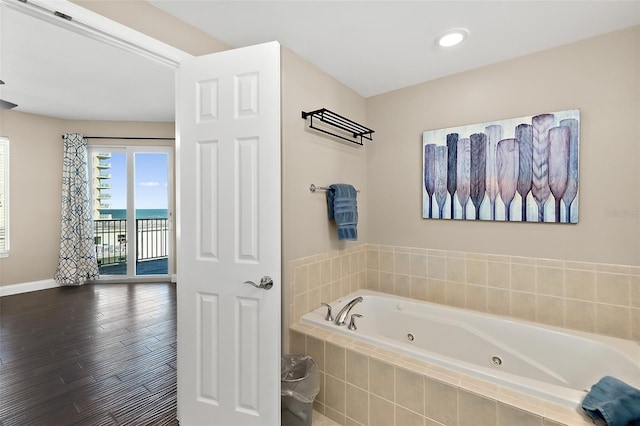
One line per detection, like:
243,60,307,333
334,296,363,326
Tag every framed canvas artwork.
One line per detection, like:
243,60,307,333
422,109,580,223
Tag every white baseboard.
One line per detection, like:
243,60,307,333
0,278,59,297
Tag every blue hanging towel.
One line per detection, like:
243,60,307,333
582,376,640,426
327,184,358,241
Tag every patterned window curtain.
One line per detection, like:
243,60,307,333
54,133,99,285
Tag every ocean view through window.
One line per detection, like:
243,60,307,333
89,147,173,277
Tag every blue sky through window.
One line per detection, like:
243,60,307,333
107,152,168,210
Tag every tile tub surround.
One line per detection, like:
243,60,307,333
289,245,640,341
288,245,368,326
290,323,590,426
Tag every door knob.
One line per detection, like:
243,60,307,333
244,276,274,290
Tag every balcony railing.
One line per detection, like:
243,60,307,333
94,218,169,269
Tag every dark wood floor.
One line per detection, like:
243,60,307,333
0,282,177,425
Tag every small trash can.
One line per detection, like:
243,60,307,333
281,354,320,426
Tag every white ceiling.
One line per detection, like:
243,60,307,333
1,1,639,122
0,4,176,121
150,0,640,98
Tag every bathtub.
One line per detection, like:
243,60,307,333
301,290,640,408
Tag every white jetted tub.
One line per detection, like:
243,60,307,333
301,290,640,408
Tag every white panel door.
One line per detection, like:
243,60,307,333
176,41,281,426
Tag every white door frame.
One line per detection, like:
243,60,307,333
88,145,175,280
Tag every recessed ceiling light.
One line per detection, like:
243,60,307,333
437,29,469,47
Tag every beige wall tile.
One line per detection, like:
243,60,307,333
321,259,332,286
366,270,380,291
332,257,342,282
446,257,466,283
317,371,326,404
289,330,306,354
380,272,394,294
367,249,380,271
466,285,488,313
346,384,369,425
342,256,351,279
326,342,346,380
320,286,332,308
535,295,565,327
565,269,596,301
536,267,564,297
307,336,325,371
309,262,322,290
596,264,630,274
427,279,446,304
358,250,367,273
395,367,425,415
369,358,395,401
511,264,536,292
597,304,630,339
369,394,395,426
380,251,394,273
428,256,446,280
411,276,428,301
346,349,369,390
487,288,511,317
308,288,322,314
466,259,488,286
411,254,428,278
511,292,536,321
498,403,543,426
350,253,359,275
394,274,411,298
488,262,510,289
596,273,630,306
564,300,596,333
536,258,564,268
294,293,309,324
325,375,346,414
325,406,346,426
458,390,497,426
345,417,364,426
395,252,411,275
294,265,309,295
425,378,458,426
445,282,466,308
396,405,426,426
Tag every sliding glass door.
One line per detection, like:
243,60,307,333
89,146,173,279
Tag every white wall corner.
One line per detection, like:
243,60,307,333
171,274,178,283
0,278,59,297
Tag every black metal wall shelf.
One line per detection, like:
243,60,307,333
301,108,374,145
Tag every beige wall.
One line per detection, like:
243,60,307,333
366,26,640,267
281,48,368,337
0,111,63,286
0,110,175,286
